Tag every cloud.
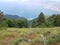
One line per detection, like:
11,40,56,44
20,0,29,2
43,3,60,11
0,0,17,2
0,0,60,13
17,0,60,12
50,0,60,2
28,18,33,20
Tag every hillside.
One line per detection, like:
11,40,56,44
4,14,27,20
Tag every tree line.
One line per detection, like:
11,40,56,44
32,12,60,27
0,10,60,28
0,10,28,29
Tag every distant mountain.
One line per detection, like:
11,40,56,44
4,14,27,20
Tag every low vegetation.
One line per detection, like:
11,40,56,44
0,27,60,45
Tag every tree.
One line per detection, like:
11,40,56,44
55,14,60,26
14,19,28,28
37,12,45,27
6,19,28,28
32,18,38,27
46,14,60,27
6,19,15,27
0,10,7,30
0,10,4,21
46,14,57,27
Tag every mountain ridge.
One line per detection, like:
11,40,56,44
4,14,27,20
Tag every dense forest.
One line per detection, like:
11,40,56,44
0,10,60,28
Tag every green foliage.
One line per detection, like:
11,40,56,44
32,13,60,27
0,10,7,30
14,19,28,28
37,12,45,25
32,12,46,27
55,14,60,26
0,10,4,21
32,18,38,27
0,10,28,28
6,19,28,28
14,38,28,45
6,19,15,27
47,14,60,27
47,14,56,27
0,10,60,28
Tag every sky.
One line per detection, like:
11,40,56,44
0,0,60,19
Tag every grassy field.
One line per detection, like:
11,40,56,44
0,27,60,45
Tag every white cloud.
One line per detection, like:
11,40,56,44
28,18,33,20
19,0,60,12
0,0,30,3
20,0,29,2
43,3,60,11
50,0,60,2
0,0,60,12
0,0,17,2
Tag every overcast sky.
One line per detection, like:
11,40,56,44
0,0,60,19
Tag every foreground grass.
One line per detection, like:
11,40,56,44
0,27,60,45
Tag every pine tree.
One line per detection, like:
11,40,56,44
0,10,4,21
37,12,45,27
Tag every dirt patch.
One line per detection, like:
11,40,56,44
26,34,36,39
1,35,15,45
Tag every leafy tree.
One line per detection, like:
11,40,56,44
14,19,28,28
0,10,7,30
6,19,15,27
32,18,38,27
6,19,28,28
55,14,60,26
46,14,57,27
47,14,60,27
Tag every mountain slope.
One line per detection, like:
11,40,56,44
4,14,27,20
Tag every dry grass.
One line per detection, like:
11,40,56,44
0,27,60,45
